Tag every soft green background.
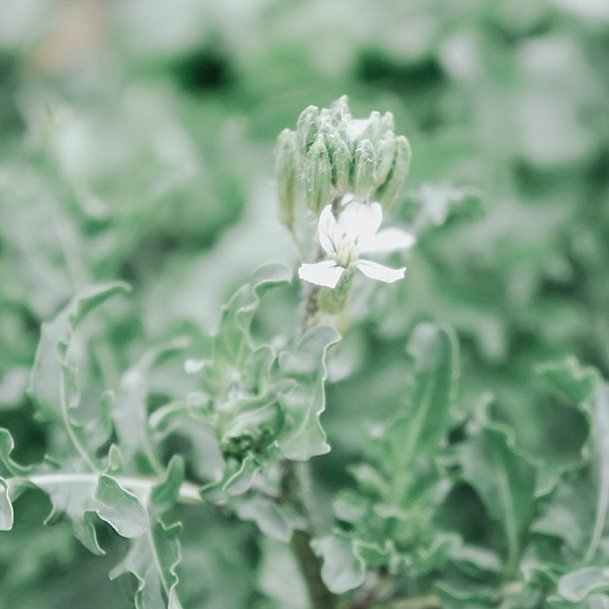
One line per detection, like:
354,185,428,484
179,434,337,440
1,0,608,607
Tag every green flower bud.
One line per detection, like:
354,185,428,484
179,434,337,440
329,95,351,127
297,105,319,154
374,135,412,209
353,139,377,199
305,134,332,212
381,111,395,133
275,128,300,228
325,129,353,191
375,132,397,188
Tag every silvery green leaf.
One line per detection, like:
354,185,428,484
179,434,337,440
0,478,13,530
113,339,187,471
201,453,259,501
387,323,459,504
558,568,609,603
110,519,183,609
27,281,130,423
277,325,340,460
537,357,599,404
459,423,536,571
311,533,366,594
235,495,303,542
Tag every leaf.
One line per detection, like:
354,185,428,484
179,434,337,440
32,470,149,554
201,453,260,501
0,427,31,477
277,325,341,460
585,382,609,563
28,281,130,423
459,423,536,571
95,474,149,538
537,357,599,404
110,519,183,609
235,495,303,542
0,478,13,530
113,339,187,470
558,568,609,603
311,533,366,594
388,323,459,503
215,263,291,370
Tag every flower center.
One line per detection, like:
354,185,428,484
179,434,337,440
334,237,359,268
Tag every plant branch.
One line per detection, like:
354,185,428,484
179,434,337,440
8,472,203,505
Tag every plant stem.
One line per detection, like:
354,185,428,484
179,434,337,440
8,472,203,505
281,461,337,609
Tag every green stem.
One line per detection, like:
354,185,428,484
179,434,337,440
8,472,203,505
281,461,337,609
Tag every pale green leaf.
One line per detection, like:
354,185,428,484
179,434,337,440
558,568,609,603
0,478,13,530
459,424,536,571
110,520,183,609
311,533,366,594
95,474,149,538
278,325,341,460
28,281,130,423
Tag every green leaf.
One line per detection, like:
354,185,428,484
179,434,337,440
558,568,609,603
537,357,599,404
585,382,609,564
215,263,291,370
0,427,31,477
235,495,303,542
459,423,536,571
32,470,148,554
277,325,341,460
95,474,149,538
388,323,459,503
311,533,366,594
113,339,187,471
0,478,13,530
110,519,183,609
201,453,260,501
28,281,130,423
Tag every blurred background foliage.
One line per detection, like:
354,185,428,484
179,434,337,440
0,0,608,607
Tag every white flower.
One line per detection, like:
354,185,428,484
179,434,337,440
298,202,415,289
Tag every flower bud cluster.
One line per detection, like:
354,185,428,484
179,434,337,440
275,96,412,227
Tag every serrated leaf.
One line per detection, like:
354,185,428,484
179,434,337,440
28,281,130,423
277,325,340,460
459,424,536,571
388,323,459,503
311,533,366,594
110,519,183,609
558,568,609,603
0,478,14,530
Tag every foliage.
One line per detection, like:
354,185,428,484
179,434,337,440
1,1,609,609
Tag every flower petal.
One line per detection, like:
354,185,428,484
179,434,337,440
339,202,383,243
356,259,406,283
358,228,416,253
298,260,345,288
318,205,342,256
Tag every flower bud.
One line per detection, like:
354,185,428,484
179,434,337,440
325,129,353,192
297,105,319,154
381,111,395,133
353,139,377,199
330,95,350,127
375,132,397,188
374,135,412,209
305,134,332,212
275,128,300,227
